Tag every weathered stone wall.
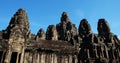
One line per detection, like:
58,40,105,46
23,51,77,63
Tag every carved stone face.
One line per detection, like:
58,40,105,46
62,12,68,19
9,27,25,43
61,12,70,23
79,19,91,35
98,19,110,35
46,25,58,40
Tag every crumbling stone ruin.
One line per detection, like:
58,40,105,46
0,8,119,63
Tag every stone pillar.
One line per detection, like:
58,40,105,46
24,52,30,63
4,50,11,63
41,53,45,63
74,55,78,63
69,55,72,63
112,49,115,59
20,48,25,63
32,52,35,63
57,55,60,63
37,53,39,63
51,54,53,63
54,54,57,63
105,46,109,59
30,52,33,63
39,53,41,63
87,49,90,59
16,53,19,63
100,46,104,58
94,48,98,58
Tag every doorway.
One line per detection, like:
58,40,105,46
10,52,17,63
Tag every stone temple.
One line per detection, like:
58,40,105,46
0,8,119,63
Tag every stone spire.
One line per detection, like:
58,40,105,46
36,28,45,40
56,12,77,45
3,8,30,39
61,12,70,23
46,25,58,40
7,8,29,30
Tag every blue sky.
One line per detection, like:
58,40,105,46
0,0,120,38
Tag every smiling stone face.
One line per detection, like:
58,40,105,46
97,19,110,35
78,19,91,35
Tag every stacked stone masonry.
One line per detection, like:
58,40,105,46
0,9,119,63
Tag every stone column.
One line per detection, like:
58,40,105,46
41,53,45,63
105,46,109,58
65,56,68,63
51,54,53,63
39,53,41,63
87,49,90,59
102,49,104,57
37,53,39,63
54,54,57,63
20,48,25,63
94,48,98,58
74,55,78,63
112,49,115,59
16,53,19,63
68,55,72,63
4,50,11,63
